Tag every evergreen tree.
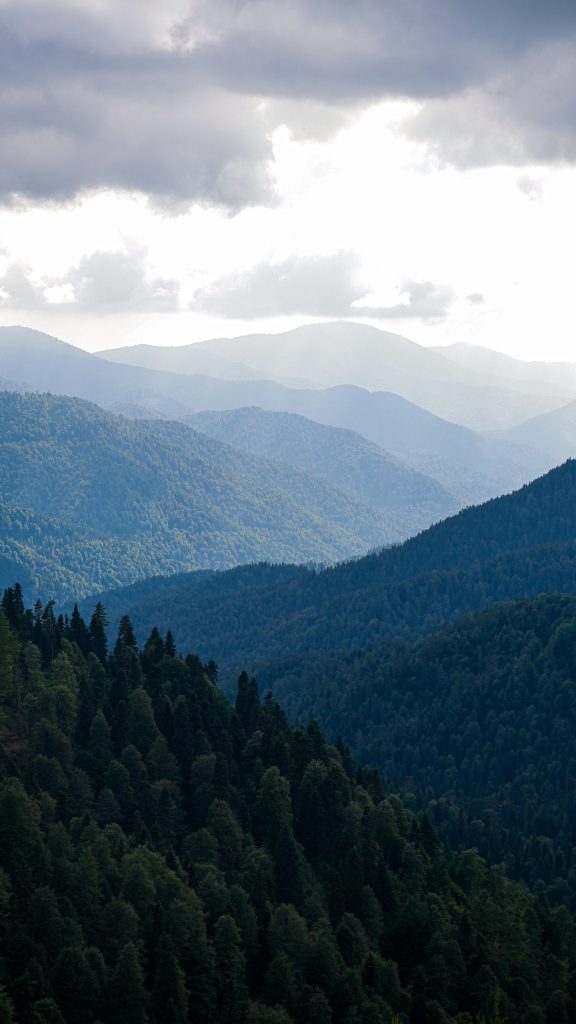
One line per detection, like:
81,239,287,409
107,942,147,1024
89,603,108,664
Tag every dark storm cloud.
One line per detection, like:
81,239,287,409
0,0,575,208
193,253,454,321
407,41,576,168
0,247,181,311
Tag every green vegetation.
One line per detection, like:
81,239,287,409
258,593,576,907
0,391,412,601
1,587,575,1023
85,460,576,675
186,406,460,524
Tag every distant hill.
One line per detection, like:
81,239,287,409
0,326,549,498
497,398,576,461
185,321,567,429
82,459,576,678
186,406,459,527
0,392,414,600
0,325,217,416
434,340,576,397
100,340,289,383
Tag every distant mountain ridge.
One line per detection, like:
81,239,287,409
186,406,458,526
102,321,570,429
434,340,576,396
497,398,576,461
0,325,550,501
0,391,416,600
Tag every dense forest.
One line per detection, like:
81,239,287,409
185,407,461,517
1,587,575,1024
83,457,576,678
256,594,576,907
0,391,408,600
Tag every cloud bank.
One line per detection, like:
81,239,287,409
0,246,180,312
193,253,454,321
0,0,575,210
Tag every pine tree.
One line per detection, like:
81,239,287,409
107,942,147,1024
151,936,188,1024
213,915,248,1024
89,603,108,664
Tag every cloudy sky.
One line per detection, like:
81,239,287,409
0,0,575,359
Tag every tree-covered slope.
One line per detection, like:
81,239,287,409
0,392,412,601
0,327,550,497
0,591,574,1024
86,460,576,674
186,407,459,524
257,594,576,907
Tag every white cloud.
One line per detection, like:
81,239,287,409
0,245,181,312
193,253,455,322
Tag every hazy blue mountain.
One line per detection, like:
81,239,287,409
82,459,576,678
0,391,414,600
0,325,213,415
398,448,492,506
434,340,576,397
99,340,288,383
104,401,170,419
0,326,550,494
497,397,576,461
186,321,567,429
186,406,459,526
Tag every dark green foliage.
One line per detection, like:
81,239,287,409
262,593,576,907
89,459,576,680
1,591,575,1023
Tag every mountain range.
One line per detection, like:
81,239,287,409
0,391,418,600
4,320,576,1021
185,407,458,524
101,321,571,430
80,458,576,678
0,326,555,505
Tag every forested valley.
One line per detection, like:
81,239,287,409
1,588,575,1024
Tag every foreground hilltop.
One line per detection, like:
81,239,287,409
0,590,573,1024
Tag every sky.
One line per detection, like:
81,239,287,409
0,0,575,360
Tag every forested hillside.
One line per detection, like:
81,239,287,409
0,328,550,498
86,460,576,674
0,392,411,599
257,594,576,907
186,407,459,523
0,589,574,1024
